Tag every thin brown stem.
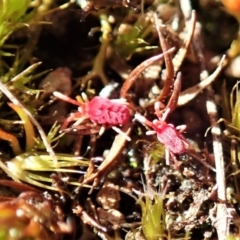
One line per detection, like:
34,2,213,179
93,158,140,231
120,48,175,99
154,13,175,104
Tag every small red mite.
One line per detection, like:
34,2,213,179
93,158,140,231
53,91,131,129
135,115,185,154
134,102,187,164
86,96,130,125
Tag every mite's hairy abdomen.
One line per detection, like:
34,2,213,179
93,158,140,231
156,125,185,154
87,97,130,125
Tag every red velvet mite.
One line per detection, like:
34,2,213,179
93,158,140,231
53,92,131,130
134,102,188,164
86,96,130,125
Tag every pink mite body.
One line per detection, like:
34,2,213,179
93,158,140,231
53,91,131,132
153,120,185,154
134,113,186,155
86,97,131,125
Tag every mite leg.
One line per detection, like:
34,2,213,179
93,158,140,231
112,126,131,141
176,125,187,133
53,91,82,107
134,113,156,130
